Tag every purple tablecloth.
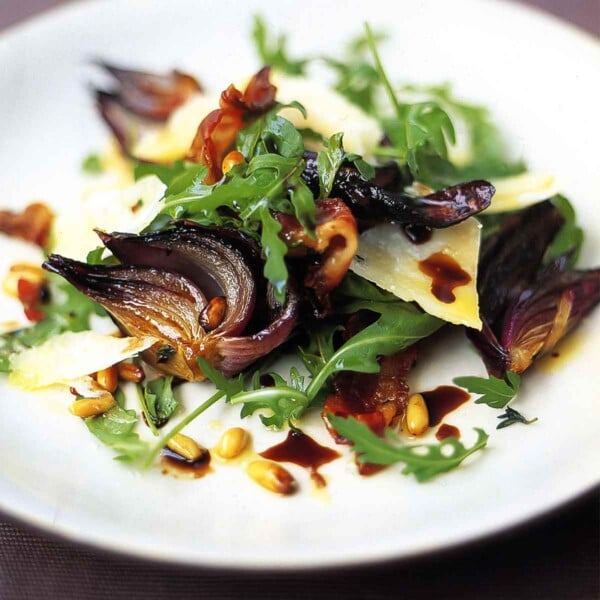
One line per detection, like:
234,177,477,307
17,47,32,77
0,1,598,598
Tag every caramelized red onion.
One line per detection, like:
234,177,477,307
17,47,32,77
43,223,300,380
95,63,202,156
301,151,494,228
467,201,600,375
500,268,600,373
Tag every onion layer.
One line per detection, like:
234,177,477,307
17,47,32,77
43,223,300,380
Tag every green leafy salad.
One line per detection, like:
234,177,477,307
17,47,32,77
0,18,597,492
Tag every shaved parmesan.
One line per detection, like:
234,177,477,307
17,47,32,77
350,219,482,329
272,73,383,157
51,175,166,260
487,172,560,213
131,74,383,163
133,93,218,163
9,331,156,390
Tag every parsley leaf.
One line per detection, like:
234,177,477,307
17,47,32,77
142,376,179,429
453,372,521,409
85,405,149,463
328,416,489,482
497,406,538,430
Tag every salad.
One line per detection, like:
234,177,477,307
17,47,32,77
0,19,598,495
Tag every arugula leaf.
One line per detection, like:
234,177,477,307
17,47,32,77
362,24,456,179
0,275,106,372
317,132,345,198
257,203,289,301
453,372,521,409
85,405,149,463
328,416,488,482
81,153,103,174
252,16,308,76
497,406,538,430
230,379,311,429
545,195,584,268
305,303,443,398
197,357,244,400
299,323,341,378
321,29,386,114
382,104,456,176
142,376,179,429
161,152,310,303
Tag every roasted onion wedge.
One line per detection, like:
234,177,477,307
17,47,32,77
43,224,300,380
95,63,202,156
301,151,494,228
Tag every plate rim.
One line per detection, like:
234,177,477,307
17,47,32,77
0,0,598,570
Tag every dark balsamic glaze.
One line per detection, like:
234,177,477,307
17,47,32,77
260,430,341,487
417,252,471,303
421,385,470,426
160,447,212,478
436,423,461,441
402,223,433,244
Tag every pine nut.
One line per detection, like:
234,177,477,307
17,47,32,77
221,150,245,174
117,362,145,383
406,393,429,436
70,393,116,418
167,433,206,462
214,427,249,459
199,296,227,331
246,460,296,495
95,365,119,393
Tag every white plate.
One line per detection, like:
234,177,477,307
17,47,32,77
0,0,598,569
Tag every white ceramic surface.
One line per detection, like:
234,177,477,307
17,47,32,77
0,0,598,569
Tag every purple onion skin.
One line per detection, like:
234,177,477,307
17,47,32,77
501,268,600,373
43,224,300,380
301,151,494,228
98,224,259,336
478,200,565,328
468,200,599,376
94,63,201,156
97,63,202,121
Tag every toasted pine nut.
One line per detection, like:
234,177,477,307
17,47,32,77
70,393,116,418
2,263,45,298
215,427,249,459
95,365,119,393
406,393,429,436
117,362,145,383
167,433,206,462
199,296,227,331
221,150,245,174
247,460,296,495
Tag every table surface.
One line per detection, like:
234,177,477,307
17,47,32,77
0,1,598,599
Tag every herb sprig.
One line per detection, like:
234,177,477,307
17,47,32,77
453,372,521,409
328,416,489,482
